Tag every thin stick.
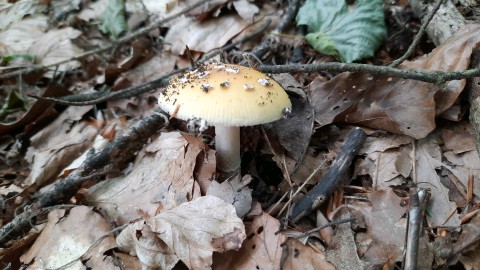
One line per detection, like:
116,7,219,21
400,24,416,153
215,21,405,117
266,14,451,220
389,0,445,67
276,160,326,218
295,217,357,238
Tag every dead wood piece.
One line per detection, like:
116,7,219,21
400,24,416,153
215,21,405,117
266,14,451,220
289,127,367,223
408,0,467,46
0,109,169,246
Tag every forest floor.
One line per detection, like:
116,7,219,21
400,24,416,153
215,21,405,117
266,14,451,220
1,0,480,269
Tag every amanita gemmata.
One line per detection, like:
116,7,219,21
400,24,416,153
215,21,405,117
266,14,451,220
158,62,292,173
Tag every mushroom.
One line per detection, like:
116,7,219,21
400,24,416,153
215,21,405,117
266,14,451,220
158,63,292,172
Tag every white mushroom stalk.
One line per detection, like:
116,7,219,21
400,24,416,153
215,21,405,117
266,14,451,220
215,126,240,172
158,62,292,173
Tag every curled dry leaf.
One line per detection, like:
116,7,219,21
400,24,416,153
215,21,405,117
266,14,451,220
310,24,480,139
24,106,96,186
326,209,365,269
282,238,335,270
117,195,246,269
0,14,84,77
330,189,407,266
207,175,252,217
164,15,250,55
268,74,314,162
214,212,283,270
88,132,208,224
20,206,116,269
416,133,461,226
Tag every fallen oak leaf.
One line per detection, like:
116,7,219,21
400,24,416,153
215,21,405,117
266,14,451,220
117,195,245,269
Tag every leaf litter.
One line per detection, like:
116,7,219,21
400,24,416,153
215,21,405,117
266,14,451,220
1,0,480,269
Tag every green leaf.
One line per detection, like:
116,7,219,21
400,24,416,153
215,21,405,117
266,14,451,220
296,0,387,63
1,54,34,64
99,0,126,40
0,90,29,120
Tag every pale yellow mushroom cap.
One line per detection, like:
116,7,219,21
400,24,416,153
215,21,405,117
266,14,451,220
158,63,292,127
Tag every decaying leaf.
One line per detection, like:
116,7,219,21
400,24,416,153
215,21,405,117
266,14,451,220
87,131,212,224
0,15,48,55
0,13,84,77
0,0,48,31
25,106,96,186
207,175,252,217
164,15,250,54
282,238,335,270
326,210,365,269
268,74,315,162
20,206,117,269
214,212,283,270
415,133,461,226
117,195,245,269
330,190,407,266
310,24,480,138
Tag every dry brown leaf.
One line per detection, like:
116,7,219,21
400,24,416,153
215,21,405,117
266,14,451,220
214,212,283,270
268,74,315,162
0,83,70,136
207,175,252,217
0,0,47,31
290,147,328,185
29,27,83,76
442,122,477,154
415,133,461,226
116,220,179,269
309,24,480,139
378,150,410,181
326,210,365,269
77,0,110,21
0,15,48,55
282,238,335,270
117,195,245,269
164,15,250,55
114,252,143,270
0,13,83,77
232,0,259,22
87,131,208,224
116,52,176,86
20,206,116,269
359,133,412,155
25,106,96,186
125,0,228,18
330,189,407,266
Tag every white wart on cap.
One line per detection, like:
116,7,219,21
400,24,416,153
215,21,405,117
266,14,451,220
158,63,292,172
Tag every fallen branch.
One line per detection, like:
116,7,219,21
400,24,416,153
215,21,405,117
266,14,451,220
259,63,480,84
288,127,367,223
0,109,169,246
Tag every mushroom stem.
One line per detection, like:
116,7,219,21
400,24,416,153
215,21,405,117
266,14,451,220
215,125,241,172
